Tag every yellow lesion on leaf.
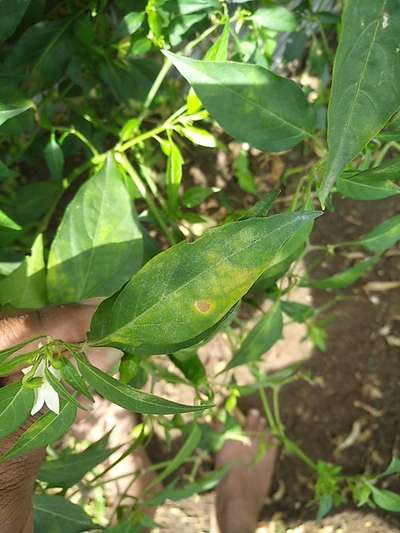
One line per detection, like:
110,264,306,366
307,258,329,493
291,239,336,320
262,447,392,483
195,300,212,313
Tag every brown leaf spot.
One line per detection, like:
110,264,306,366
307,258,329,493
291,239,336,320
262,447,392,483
195,300,211,313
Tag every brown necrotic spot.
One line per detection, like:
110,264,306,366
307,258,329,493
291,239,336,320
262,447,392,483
195,300,211,313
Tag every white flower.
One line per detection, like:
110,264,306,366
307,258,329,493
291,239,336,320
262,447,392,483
22,360,60,416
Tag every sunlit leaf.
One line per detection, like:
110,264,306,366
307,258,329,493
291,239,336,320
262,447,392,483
0,382,34,438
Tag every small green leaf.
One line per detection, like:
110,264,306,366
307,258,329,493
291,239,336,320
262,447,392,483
44,368,86,411
181,125,216,147
302,256,380,289
182,186,218,208
89,212,320,354
281,301,314,323
44,135,64,181
0,336,43,364
166,139,184,213
251,6,297,32
76,354,209,415
360,215,400,254
38,433,115,488
0,382,34,438
316,494,333,521
225,301,282,371
242,191,280,219
0,401,77,463
204,22,230,61
33,495,94,533
0,98,32,126
0,234,47,309
321,0,400,204
165,51,314,152
233,151,257,195
381,456,400,478
169,348,206,387
0,209,21,231
47,154,143,303
114,12,145,40
370,486,400,512
60,358,93,402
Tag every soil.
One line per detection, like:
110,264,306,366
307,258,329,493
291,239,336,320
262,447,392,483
152,156,400,532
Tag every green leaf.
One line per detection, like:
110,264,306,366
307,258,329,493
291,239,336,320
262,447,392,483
0,98,32,127
169,348,206,386
337,173,400,200
0,336,44,364
225,301,282,371
0,402,77,463
0,0,31,42
60,358,93,402
370,486,400,512
0,209,21,231
152,425,201,485
47,154,143,304
359,215,400,254
0,234,47,309
44,135,64,181
205,22,230,61
251,6,297,32
146,466,229,506
89,212,320,354
180,125,216,147
33,495,94,533
233,150,257,195
381,456,400,477
114,12,145,40
281,301,314,323
0,382,34,438
44,368,85,411
321,0,400,204
76,354,210,415
164,51,314,152
182,186,218,208
38,433,115,488
302,256,380,289
316,494,333,521
166,139,184,213
242,191,280,219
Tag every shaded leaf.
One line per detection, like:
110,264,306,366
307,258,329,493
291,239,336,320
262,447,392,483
38,432,115,488
44,135,64,181
33,495,94,533
169,348,206,387
0,209,21,231
0,0,31,42
47,154,143,303
0,382,34,438
165,51,315,152
0,98,32,127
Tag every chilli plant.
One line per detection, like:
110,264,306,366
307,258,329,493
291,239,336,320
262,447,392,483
0,0,400,530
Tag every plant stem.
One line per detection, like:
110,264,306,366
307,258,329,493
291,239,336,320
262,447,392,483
115,153,176,245
139,59,172,123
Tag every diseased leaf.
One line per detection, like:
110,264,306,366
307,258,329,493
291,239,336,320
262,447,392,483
0,234,47,309
321,1,400,204
165,51,314,152
76,354,209,415
0,382,34,438
47,154,143,304
0,401,77,463
302,256,380,289
360,215,400,254
33,495,94,533
89,212,320,354
0,0,31,42
225,301,282,371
